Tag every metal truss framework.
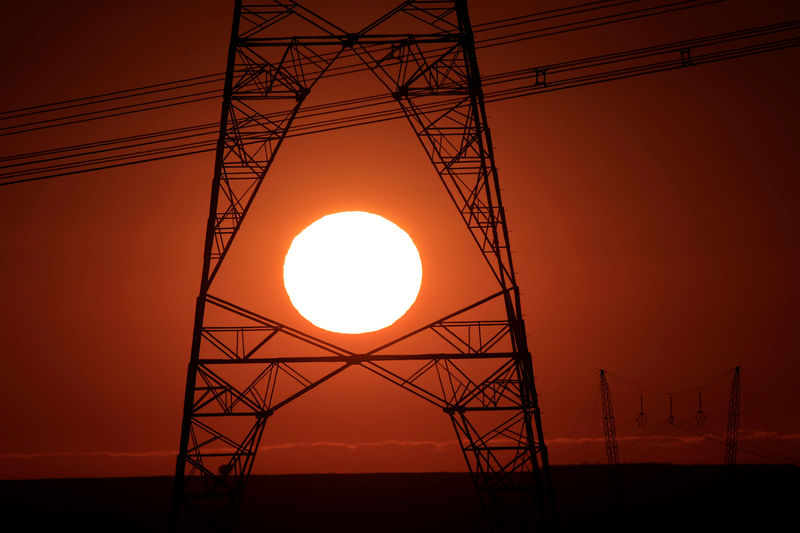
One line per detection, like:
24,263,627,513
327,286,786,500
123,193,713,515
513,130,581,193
599,369,619,465
172,1,554,531
724,366,741,466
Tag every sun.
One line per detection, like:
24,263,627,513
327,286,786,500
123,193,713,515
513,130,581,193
283,211,423,334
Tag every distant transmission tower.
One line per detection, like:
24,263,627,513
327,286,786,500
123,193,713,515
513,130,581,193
636,392,647,428
171,1,555,531
725,366,741,465
695,391,705,426
599,370,619,465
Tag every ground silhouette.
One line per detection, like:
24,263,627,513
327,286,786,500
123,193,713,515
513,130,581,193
1,464,797,532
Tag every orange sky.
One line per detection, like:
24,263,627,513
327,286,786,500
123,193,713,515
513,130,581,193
1,0,799,479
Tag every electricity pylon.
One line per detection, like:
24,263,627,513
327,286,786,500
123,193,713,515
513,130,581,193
599,370,619,465
696,391,706,426
171,1,555,531
636,392,647,428
725,366,741,465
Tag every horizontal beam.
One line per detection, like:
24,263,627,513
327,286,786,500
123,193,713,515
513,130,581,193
237,34,458,46
197,352,521,364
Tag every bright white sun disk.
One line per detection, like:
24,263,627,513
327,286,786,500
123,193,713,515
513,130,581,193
283,211,422,334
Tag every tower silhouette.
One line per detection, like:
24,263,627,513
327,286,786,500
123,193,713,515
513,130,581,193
172,1,555,530
725,366,741,466
599,370,619,466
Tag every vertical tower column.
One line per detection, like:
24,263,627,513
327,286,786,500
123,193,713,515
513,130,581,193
171,2,348,530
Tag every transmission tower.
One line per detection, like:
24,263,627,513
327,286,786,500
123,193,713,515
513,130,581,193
171,1,555,531
599,370,619,465
725,367,741,466
696,391,705,426
635,392,647,428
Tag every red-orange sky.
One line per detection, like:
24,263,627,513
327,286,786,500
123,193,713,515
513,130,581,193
1,0,799,479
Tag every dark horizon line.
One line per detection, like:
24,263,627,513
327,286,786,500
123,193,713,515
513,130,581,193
3,462,798,483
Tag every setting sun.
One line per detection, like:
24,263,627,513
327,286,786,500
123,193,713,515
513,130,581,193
283,211,423,334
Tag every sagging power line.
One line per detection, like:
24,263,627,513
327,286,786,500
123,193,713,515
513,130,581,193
6,3,798,187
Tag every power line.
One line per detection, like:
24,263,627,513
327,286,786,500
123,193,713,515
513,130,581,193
471,0,648,31
606,367,737,396
478,0,724,49
1,17,797,186
0,71,227,119
0,0,717,129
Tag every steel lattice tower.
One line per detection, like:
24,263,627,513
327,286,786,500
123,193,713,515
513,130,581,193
599,370,619,465
725,366,741,466
172,1,555,531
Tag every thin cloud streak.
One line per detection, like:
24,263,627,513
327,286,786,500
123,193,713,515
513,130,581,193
1,432,798,461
